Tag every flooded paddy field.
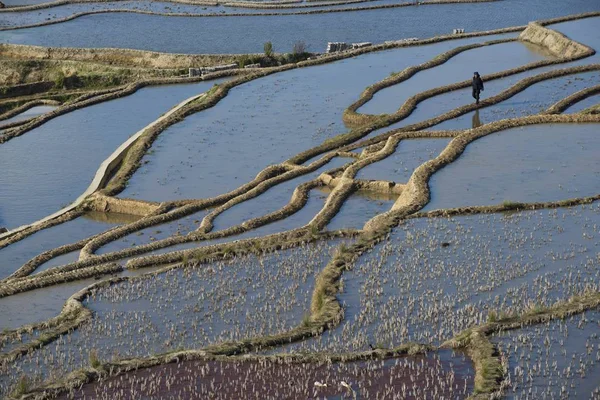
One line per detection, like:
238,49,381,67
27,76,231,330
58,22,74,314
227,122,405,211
1,3,599,399
210,157,349,231
96,183,333,268
120,35,507,202
0,105,57,126
96,166,338,261
356,138,451,183
361,54,596,137
1,0,50,5
0,214,124,279
0,242,338,393
326,188,396,231
95,209,209,255
495,310,600,399
119,186,331,259
0,0,597,53
0,263,165,332
358,41,554,115
60,350,475,399
551,15,600,49
425,123,600,210
0,80,220,230
273,203,600,352
0,278,98,330
356,16,600,140
432,71,600,130
565,94,600,114
0,0,410,27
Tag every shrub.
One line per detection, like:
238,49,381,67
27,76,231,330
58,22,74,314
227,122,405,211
107,74,123,87
292,40,307,56
288,41,311,63
280,53,294,64
237,54,263,68
53,71,66,88
264,41,274,58
237,54,251,68
502,200,524,210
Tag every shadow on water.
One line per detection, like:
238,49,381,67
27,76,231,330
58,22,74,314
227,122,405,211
471,110,482,128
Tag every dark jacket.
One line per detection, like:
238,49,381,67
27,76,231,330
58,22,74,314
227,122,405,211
472,76,484,92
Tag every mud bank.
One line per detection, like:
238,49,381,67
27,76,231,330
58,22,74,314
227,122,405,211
0,43,243,69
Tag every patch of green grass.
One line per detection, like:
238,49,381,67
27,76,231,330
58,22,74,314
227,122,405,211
502,200,524,210
236,54,263,68
478,358,504,392
53,70,66,89
313,290,325,313
301,313,311,327
309,224,320,238
526,301,544,315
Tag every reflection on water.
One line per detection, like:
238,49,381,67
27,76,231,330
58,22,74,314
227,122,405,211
83,211,141,225
433,70,600,130
471,110,483,128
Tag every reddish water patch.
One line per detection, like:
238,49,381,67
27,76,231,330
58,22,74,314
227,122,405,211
61,350,473,399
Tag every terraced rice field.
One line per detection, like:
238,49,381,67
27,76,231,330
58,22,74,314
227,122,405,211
0,1,599,398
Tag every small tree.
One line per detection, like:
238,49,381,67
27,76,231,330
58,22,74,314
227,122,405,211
292,40,307,56
264,41,274,58
237,54,250,68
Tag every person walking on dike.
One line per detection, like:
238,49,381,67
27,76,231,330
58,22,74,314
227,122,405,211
472,71,484,104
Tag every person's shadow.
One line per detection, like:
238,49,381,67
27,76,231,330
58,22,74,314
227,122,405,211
472,110,483,128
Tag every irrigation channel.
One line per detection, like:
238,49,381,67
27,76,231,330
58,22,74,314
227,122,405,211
0,2,599,399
